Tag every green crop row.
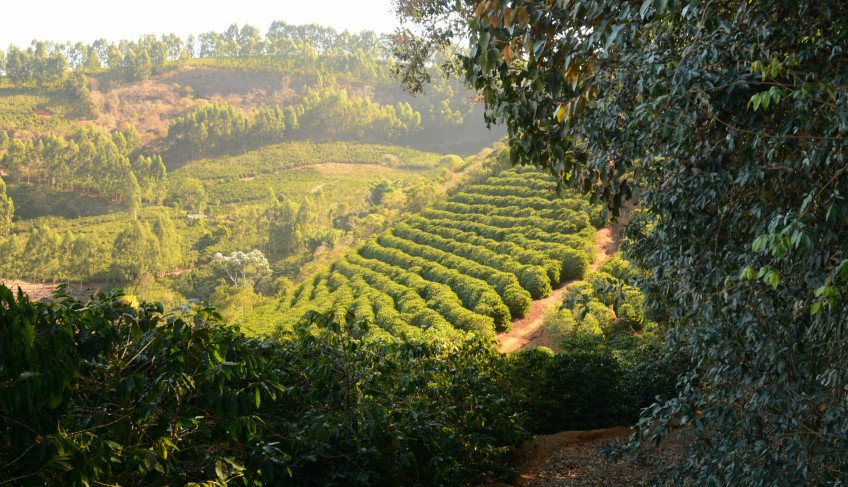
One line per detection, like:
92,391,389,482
259,167,601,339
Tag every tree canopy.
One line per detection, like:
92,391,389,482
394,0,848,483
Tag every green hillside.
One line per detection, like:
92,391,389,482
0,141,465,309
243,164,604,337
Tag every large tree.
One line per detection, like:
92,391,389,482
394,0,848,484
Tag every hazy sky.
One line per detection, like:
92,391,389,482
0,0,401,47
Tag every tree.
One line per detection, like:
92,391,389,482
0,234,26,277
151,211,181,274
126,172,141,219
2,138,29,176
133,49,152,81
171,177,207,215
267,197,303,257
395,0,848,483
212,249,272,288
23,224,61,282
5,45,32,84
68,233,99,282
150,156,168,199
111,220,159,281
0,176,14,236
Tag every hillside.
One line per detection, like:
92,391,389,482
0,140,466,306
0,23,506,312
242,162,606,337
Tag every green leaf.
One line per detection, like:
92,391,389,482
640,0,653,19
215,459,227,480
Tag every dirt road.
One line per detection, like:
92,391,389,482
496,221,623,353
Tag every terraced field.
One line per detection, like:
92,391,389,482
245,168,605,338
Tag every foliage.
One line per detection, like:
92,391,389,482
0,126,164,205
262,161,598,338
0,286,526,486
0,207,190,284
212,249,272,287
505,336,676,434
396,0,848,483
0,175,13,235
548,252,651,343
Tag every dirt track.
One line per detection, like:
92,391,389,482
0,280,108,301
491,426,688,487
496,218,625,353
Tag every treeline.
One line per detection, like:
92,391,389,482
0,176,13,235
0,127,167,205
0,23,499,154
165,86,422,161
1,36,179,84
257,164,603,338
0,22,386,85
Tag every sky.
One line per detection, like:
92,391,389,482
0,0,401,47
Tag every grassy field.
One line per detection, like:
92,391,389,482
172,140,448,209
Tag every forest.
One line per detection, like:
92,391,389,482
3,1,848,486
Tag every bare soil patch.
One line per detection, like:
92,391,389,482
88,67,300,143
492,428,689,487
497,287,567,353
0,280,108,301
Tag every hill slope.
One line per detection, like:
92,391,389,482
243,163,605,337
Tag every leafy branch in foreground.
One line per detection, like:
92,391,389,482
0,285,526,486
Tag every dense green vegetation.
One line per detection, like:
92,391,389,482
397,0,848,483
165,87,423,162
0,14,705,487
246,161,602,337
0,141,456,309
0,21,502,311
0,125,165,205
546,252,652,342
0,256,671,485
0,286,527,486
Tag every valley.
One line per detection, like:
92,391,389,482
3,2,842,486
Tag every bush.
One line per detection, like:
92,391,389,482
440,154,466,171
506,334,677,434
505,347,558,433
502,283,532,321
560,249,590,281
0,287,528,486
584,300,616,333
516,266,552,299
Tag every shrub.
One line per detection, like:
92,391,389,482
0,287,528,486
584,300,616,333
440,154,466,171
516,266,552,299
502,283,532,321
504,347,558,433
545,307,577,343
560,248,590,281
